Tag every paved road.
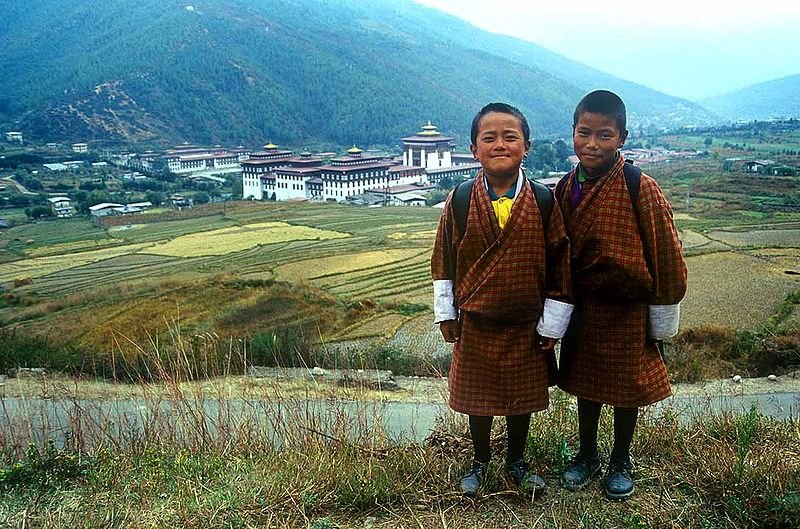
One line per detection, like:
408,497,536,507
1,391,797,450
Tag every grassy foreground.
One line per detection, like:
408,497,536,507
0,377,798,529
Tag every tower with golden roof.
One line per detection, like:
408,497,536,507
401,121,453,170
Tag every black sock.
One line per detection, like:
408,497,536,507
505,413,532,464
577,398,602,460
468,415,493,465
610,406,638,465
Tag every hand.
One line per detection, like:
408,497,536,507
439,319,459,343
535,332,557,352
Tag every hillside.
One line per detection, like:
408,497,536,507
701,74,800,121
0,0,715,148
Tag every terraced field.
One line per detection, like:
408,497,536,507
1,197,798,355
0,202,441,348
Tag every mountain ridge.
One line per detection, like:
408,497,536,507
0,0,726,148
701,74,800,122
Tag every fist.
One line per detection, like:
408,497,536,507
439,319,459,343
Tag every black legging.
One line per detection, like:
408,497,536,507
469,413,532,465
577,398,638,463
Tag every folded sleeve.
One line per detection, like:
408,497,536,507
431,192,458,323
537,297,574,338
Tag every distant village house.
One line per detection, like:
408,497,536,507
47,196,73,218
5,132,23,143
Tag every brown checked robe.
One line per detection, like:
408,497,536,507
431,172,571,416
556,156,688,408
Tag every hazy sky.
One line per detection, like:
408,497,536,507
414,0,800,101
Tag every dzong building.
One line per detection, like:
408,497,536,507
241,122,480,202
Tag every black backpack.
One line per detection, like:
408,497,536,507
452,174,554,236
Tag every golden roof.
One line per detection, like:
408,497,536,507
418,121,441,136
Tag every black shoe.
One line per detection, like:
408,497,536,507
460,462,486,497
506,459,546,495
561,453,601,491
605,460,634,500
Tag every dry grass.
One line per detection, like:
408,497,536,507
682,251,800,330
1,367,798,528
707,228,800,248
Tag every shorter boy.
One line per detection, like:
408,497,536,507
555,90,687,500
431,102,573,496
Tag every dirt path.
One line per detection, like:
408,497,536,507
1,369,798,403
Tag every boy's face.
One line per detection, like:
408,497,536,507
573,112,628,176
470,111,530,180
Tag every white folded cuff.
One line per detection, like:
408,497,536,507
536,298,574,339
648,304,681,339
433,279,457,323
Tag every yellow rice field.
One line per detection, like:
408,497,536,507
387,229,437,240
25,238,128,258
143,222,350,257
0,243,153,282
275,248,424,282
328,312,411,341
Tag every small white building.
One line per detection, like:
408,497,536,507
5,132,23,143
89,202,124,217
72,143,88,153
127,201,153,211
43,163,70,172
391,192,427,206
47,197,73,218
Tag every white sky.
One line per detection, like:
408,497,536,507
414,0,800,100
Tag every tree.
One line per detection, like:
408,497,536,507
231,178,243,199
145,191,165,206
426,190,447,206
24,206,51,218
704,137,713,148
194,192,210,204
8,193,31,207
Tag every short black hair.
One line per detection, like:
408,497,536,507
573,90,627,133
470,102,530,146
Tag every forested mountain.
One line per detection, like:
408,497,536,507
701,74,800,122
0,0,717,149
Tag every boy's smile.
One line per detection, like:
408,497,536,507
470,111,531,181
573,112,628,177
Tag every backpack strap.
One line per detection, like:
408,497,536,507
452,178,475,237
530,178,553,233
623,158,641,211
622,159,655,278
452,176,553,236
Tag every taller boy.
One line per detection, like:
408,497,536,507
556,90,688,499
431,102,573,496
